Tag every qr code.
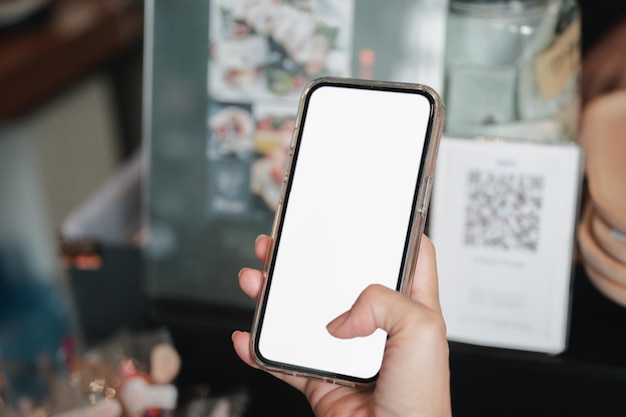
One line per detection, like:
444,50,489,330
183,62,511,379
464,171,544,251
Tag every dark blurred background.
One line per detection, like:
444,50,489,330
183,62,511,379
1,0,625,287
2,1,626,416
0,0,143,236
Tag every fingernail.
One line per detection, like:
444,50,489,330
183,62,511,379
326,310,350,335
231,330,241,342
238,268,247,278
255,234,264,244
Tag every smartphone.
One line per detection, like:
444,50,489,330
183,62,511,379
250,77,444,387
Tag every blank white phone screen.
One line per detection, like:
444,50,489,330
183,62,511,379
258,85,432,380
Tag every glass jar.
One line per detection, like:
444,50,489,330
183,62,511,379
443,0,580,142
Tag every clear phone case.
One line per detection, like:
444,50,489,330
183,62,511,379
250,77,445,387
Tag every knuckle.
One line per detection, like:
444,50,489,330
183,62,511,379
404,309,447,340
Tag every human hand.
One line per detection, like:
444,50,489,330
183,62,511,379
232,234,451,417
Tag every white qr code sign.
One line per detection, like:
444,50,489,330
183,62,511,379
430,136,582,354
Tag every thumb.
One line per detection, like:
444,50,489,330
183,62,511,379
326,284,444,340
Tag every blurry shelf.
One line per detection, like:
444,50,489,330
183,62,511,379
0,0,143,121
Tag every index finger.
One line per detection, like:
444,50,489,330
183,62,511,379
407,234,441,312
254,234,272,263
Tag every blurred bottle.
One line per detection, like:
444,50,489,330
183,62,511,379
444,0,580,142
0,133,75,408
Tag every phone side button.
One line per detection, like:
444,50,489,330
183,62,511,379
419,175,433,217
290,128,298,148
